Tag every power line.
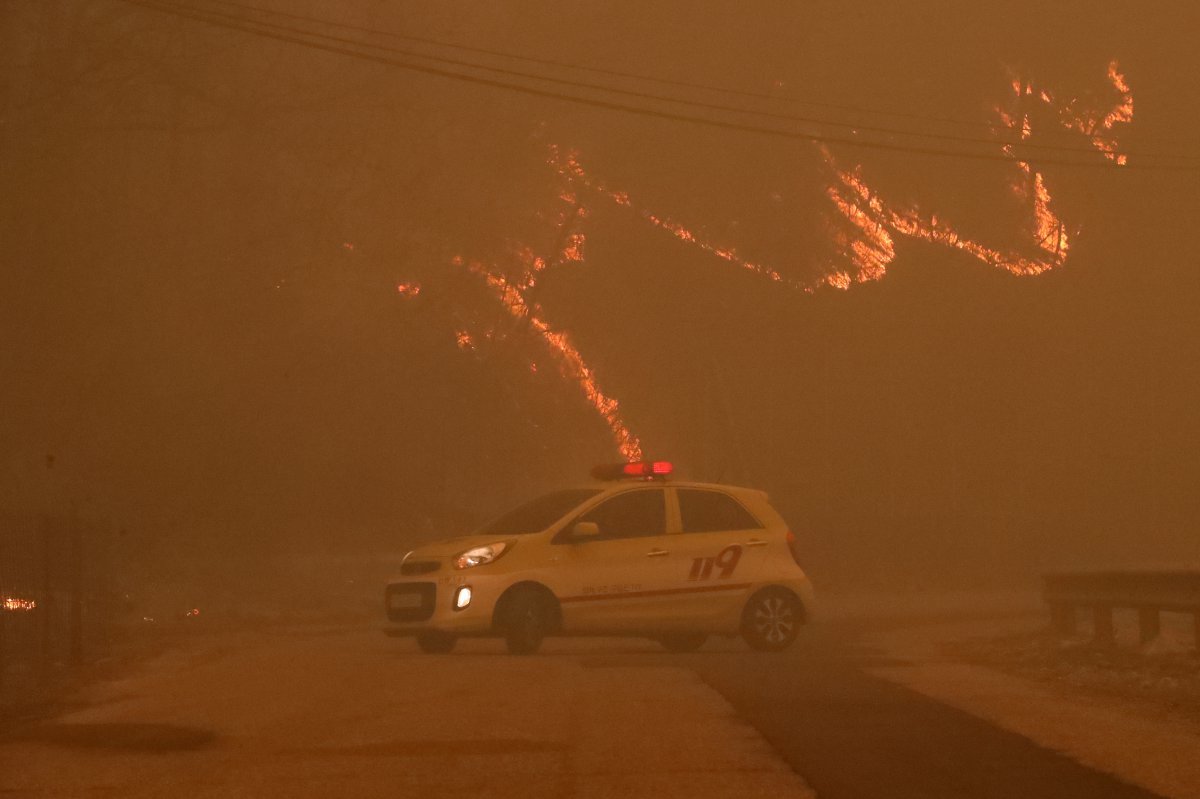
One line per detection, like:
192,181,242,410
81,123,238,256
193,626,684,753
120,0,1199,171
196,0,1171,151
192,0,1145,149
164,0,1191,163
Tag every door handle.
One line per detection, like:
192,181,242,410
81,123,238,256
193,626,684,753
646,549,670,557
744,539,768,548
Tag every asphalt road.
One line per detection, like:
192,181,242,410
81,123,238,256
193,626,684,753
584,624,1168,799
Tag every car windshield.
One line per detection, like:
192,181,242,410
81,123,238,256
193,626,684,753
478,488,602,535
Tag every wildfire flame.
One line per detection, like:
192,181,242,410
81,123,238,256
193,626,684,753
554,140,1068,288
560,231,586,263
549,145,797,287
1000,62,1133,166
396,282,422,297
1053,60,1134,165
821,62,1138,282
452,254,642,461
421,62,1129,461
553,200,590,266
824,148,1067,281
548,62,1127,288
442,172,644,460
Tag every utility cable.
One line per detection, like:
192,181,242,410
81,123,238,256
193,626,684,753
160,0,1191,163
119,0,1199,171
192,0,1137,145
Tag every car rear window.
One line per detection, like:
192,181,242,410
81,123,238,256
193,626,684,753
678,489,762,533
479,489,602,535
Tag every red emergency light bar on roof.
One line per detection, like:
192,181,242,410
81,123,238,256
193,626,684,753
591,461,674,481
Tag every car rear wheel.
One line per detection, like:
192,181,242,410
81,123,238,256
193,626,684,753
503,590,552,655
416,631,457,654
658,633,708,653
741,588,801,652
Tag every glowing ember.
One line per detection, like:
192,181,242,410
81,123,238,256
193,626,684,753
511,244,548,289
2,595,37,612
396,282,421,297
823,270,854,290
454,329,476,351
560,231,586,263
510,195,589,290
549,196,590,271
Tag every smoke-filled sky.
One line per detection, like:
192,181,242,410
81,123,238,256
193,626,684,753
3,0,1198,587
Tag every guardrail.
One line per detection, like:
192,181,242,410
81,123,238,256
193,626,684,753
1043,570,1200,648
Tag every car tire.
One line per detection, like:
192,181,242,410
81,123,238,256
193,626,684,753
503,590,552,655
658,633,708,653
741,587,802,652
416,631,457,654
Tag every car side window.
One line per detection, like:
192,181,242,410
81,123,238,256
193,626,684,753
678,489,762,533
577,489,666,540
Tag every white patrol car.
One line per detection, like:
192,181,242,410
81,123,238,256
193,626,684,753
383,461,815,654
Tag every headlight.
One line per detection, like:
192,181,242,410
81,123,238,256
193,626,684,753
453,542,511,570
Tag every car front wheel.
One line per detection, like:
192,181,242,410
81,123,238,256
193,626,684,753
741,588,801,652
503,590,552,655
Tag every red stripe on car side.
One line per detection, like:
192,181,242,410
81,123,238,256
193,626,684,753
558,582,753,603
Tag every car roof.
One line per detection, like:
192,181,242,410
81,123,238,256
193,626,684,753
579,480,767,498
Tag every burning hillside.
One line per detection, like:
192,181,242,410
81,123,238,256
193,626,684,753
416,62,1134,456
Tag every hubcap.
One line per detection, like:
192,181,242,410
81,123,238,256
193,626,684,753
518,605,542,638
752,596,795,643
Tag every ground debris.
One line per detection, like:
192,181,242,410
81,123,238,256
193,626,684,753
947,624,1200,725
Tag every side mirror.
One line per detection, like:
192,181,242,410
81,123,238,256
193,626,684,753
570,521,601,540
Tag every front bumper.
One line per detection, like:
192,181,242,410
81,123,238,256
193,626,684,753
382,576,503,637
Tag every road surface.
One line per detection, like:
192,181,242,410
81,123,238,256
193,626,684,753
590,625,1170,799
0,620,1178,798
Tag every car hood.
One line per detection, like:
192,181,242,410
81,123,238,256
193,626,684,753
405,534,518,560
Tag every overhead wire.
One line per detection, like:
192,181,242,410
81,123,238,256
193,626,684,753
119,0,1199,171
192,0,1047,131
162,0,1186,162
191,0,1138,146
